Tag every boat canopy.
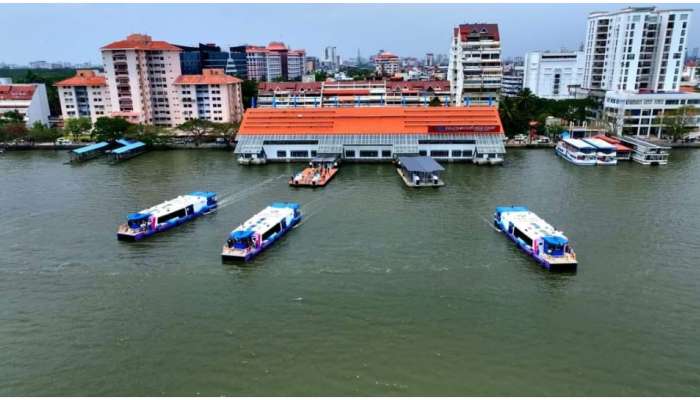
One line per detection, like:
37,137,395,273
398,156,444,173
72,141,110,154
113,141,146,155
128,212,151,221
271,202,300,211
496,206,528,214
231,230,254,241
543,235,568,246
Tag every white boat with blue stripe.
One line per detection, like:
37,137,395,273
117,192,217,241
494,206,577,270
222,202,301,262
582,138,617,165
555,138,597,165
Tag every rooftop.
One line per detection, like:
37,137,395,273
102,33,181,52
238,106,504,136
55,70,107,87
455,23,500,41
0,84,36,101
174,68,243,85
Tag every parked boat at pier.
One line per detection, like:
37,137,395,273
117,192,217,241
582,138,617,165
494,206,577,270
592,135,632,161
617,135,670,165
289,157,339,187
555,138,597,165
108,139,146,162
222,202,301,262
396,156,445,187
69,141,111,163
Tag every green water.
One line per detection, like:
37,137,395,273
1,149,699,395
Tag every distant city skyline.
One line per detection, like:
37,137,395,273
1,3,699,65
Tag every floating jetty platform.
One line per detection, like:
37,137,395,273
108,139,147,162
69,141,111,163
289,156,340,187
396,156,445,188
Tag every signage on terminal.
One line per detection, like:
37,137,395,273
428,125,501,134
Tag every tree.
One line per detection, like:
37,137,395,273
63,117,92,141
177,119,217,146
27,121,62,143
1,110,24,124
127,123,166,147
92,116,133,142
0,122,28,144
241,79,258,109
429,97,442,107
314,71,328,82
212,122,239,146
660,106,699,142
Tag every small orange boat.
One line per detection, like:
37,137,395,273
289,157,339,187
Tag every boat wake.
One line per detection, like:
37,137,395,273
296,188,351,227
481,216,501,232
217,174,287,209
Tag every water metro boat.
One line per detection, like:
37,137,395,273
117,192,218,241
222,202,301,262
494,206,577,270
555,138,597,165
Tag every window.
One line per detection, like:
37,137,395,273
310,150,317,157
419,150,427,156
451,150,462,157
276,150,287,158
430,150,449,157
359,150,378,158
290,150,309,158
345,150,355,158
381,150,391,158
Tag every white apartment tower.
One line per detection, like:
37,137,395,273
523,51,584,99
583,7,693,92
101,34,183,126
56,70,112,123
448,23,502,105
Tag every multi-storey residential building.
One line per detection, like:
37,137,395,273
583,7,692,92
501,66,524,97
373,51,401,76
100,34,183,126
177,43,229,75
174,68,244,124
0,82,50,126
523,51,584,99
287,50,306,80
55,69,111,122
226,43,305,81
448,23,503,105
256,80,451,108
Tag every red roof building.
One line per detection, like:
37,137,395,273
101,33,181,52
0,83,50,126
55,70,107,87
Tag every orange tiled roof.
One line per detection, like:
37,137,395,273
0,84,36,101
55,70,107,87
239,106,504,136
102,33,181,52
174,68,242,85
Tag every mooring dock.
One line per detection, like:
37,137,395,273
108,139,147,162
396,156,445,188
289,156,340,187
69,141,111,163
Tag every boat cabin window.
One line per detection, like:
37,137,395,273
381,150,392,158
290,150,309,158
513,227,533,247
128,217,148,229
345,150,355,158
277,150,287,158
544,242,565,256
262,222,283,241
157,207,187,224
230,237,252,249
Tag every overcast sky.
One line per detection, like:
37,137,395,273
1,3,699,65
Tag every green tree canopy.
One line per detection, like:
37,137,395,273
92,116,133,142
661,106,699,142
63,117,92,141
177,119,217,146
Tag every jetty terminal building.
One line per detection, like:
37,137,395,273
234,106,506,164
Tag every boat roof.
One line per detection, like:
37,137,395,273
398,156,444,173
137,194,205,217
619,135,671,150
232,203,298,236
593,135,631,151
582,138,616,149
113,141,146,154
500,209,567,241
72,141,110,154
563,138,594,149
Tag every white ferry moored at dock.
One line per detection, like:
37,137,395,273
494,206,577,270
117,192,217,241
555,138,597,165
222,202,301,262
582,138,617,165
617,135,670,165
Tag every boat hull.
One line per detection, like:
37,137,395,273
495,219,577,271
289,168,338,187
222,215,301,262
555,146,597,166
117,204,217,241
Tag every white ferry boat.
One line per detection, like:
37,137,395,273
494,206,577,270
582,138,617,165
617,136,670,166
555,138,597,165
117,192,217,241
222,202,301,262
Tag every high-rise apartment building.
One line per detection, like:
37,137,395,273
523,51,584,99
448,23,503,105
100,34,183,126
226,43,305,81
56,69,112,122
174,68,244,123
582,7,692,92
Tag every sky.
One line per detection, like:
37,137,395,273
1,3,699,65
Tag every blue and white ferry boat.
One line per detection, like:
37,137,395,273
582,138,617,165
222,202,301,262
555,138,597,165
117,192,217,241
494,206,577,270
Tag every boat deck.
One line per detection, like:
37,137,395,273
289,167,338,187
397,168,444,188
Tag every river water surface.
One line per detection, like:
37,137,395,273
1,149,699,395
